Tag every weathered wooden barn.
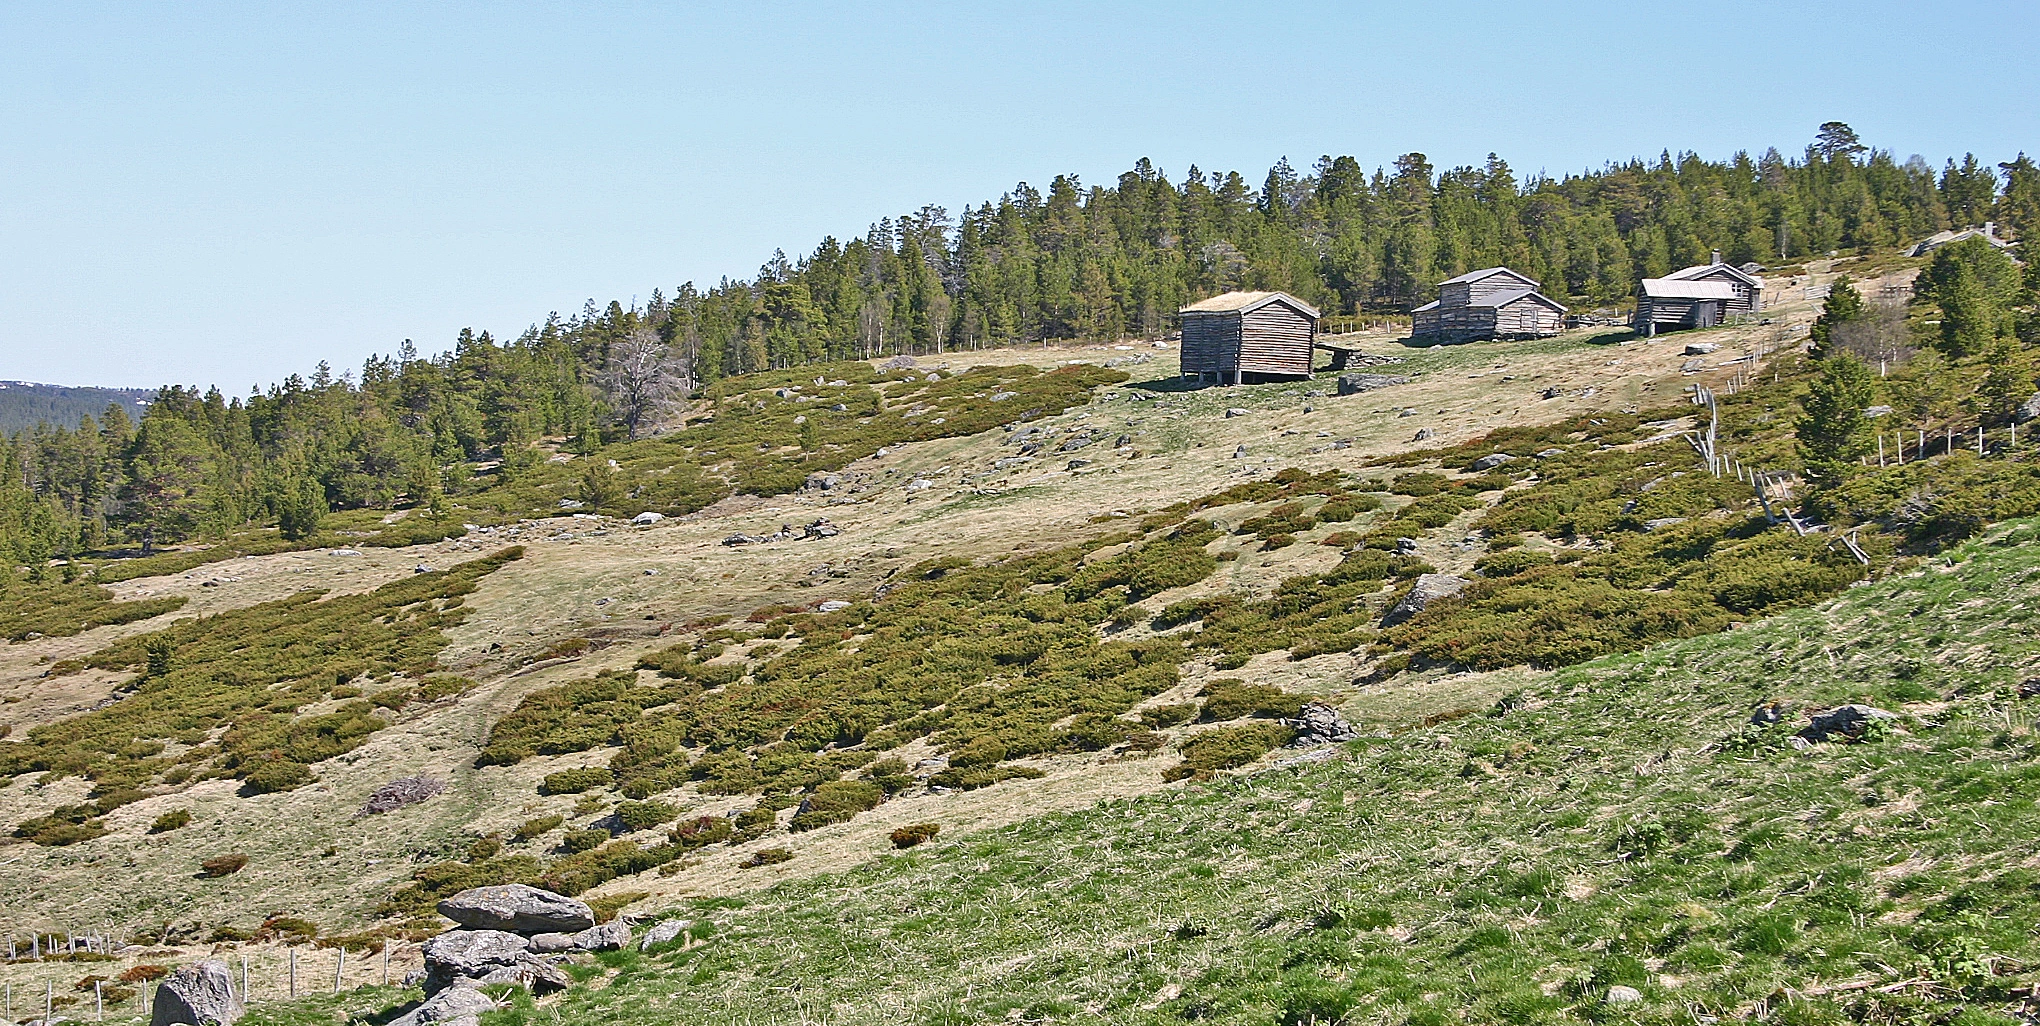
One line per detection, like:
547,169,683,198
1178,291,1320,383
1662,254,1764,315
1633,278,1737,335
1410,267,1567,342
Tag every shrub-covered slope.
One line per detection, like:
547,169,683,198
424,520,2040,1026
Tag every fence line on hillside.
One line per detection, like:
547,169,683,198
2,936,422,1022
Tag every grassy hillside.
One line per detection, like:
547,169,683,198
408,518,2040,1026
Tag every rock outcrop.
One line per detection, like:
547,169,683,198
438,884,595,934
150,960,241,1026
1381,574,1469,626
421,929,531,995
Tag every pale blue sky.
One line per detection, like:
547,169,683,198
3,1,2035,388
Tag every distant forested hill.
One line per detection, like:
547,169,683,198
0,381,151,433
2,122,2035,570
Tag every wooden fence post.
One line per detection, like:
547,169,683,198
289,947,297,999
334,948,344,994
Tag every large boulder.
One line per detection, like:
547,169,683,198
150,960,242,1026
437,884,595,934
1336,373,1410,396
1469,453,1517,472
421,929,531,995
1381,574,1469,626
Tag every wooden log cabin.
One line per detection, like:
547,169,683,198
1634,255,1763,336
1410,267,1567,342
1178,291,1320,384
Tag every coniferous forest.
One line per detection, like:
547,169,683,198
4,125,2039,568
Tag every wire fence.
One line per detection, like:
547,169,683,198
1,936,424,1024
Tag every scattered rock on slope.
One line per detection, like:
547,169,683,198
1799,705,1899,743
150,959,242,1026
1381,574,1469,626
1290,702,1357,745
639,919,695,951
1336,373,1410,396
356,775,445,817
437,884,595,934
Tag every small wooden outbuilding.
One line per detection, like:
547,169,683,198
1410,267,1567,342
1178,291,1320,384
1634,254,1765,336
1633,278,1736,335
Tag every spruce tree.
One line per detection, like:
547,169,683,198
1809,276,1865,358
1796,354,1875,480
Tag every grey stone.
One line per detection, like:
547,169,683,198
570,920,631,952
1232,444,1248,459
1643,517,1688,530
473,955,571,994
438,884,595,934
525,932,576,954
630,511,665,524
1749,702,1785,727
1680,359,1705,373
1382,574,1469,626
1412,427,1434,441
151,960,241,1026
1683,342,1719,356
803,472,842,491
1394,537,1419,555
421,930,532,994
1605,985,1643,1004
1336,373,1410,396
1799,705,1900,743
2018,391,2040,425
1469,453,1517,472
1540,386,1562,399
639,919,695,951
1224,407,1250,418
817,600,851,613
357,775,446,817
1398,407,1418,417
385,985,501,1026
1290,702,1358,745
1534,448,1567,459
1864,405,1893,418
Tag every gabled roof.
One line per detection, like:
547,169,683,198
1411,300,1441,313
1640,278,1737,300
1179,291,1321,318
1906,226,2018,258
1436,266,1540,289
1471,287,1568,313
1666,261,1762,288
